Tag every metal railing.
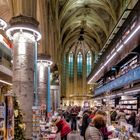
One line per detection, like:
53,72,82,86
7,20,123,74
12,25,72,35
95,64,140,96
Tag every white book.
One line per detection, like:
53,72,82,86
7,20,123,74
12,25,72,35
107,125,115,131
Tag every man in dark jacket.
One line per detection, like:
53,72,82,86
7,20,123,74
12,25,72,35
70,106,79,131
110,107,117,122
80,110,90,140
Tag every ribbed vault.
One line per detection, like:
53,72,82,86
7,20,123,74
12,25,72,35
0,0,135,99
58,0,121,55
49,0,133,98
0,0,11,21
0,0,131,61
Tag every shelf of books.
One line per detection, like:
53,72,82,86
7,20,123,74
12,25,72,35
116,96,137,115
32,106,40,139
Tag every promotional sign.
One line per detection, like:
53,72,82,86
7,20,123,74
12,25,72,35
0,104,5,119
6,96,14,140
83,101,90,111
0,102,5,139
32,106,40,139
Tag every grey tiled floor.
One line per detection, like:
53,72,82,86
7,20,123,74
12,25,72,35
68,132,84,140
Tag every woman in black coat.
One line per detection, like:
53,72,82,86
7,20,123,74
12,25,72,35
127,111,136,128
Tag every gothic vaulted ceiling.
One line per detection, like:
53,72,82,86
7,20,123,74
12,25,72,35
51,0,132,58
0,0,133,64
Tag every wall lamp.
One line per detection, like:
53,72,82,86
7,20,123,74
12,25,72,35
37,60,53,67
6,26,41,41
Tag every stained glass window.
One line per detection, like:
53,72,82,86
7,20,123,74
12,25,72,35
69,52,74,78
63,54,66,83
77,52,83,76
87,51,92,76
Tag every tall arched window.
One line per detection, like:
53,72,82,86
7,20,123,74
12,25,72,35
87,51,92,76
77,52,83,76
69,52,74,78
63,54,66,83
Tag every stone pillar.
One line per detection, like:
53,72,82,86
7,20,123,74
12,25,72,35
83,57,87,95
54,90,57,110
37,55,52,116
66,54,69,98
50,85,60,110
61,54,67,98
37,55,48,107
6,16,41,139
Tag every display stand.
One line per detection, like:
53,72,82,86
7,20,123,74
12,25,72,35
32,106,40,139
5,94,14,140
0,102,6,139
105,92,111,125
108,122,138,140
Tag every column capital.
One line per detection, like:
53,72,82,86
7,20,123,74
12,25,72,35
9,15,39,29
6,15,41,41
37,54,53,66
38,54,51,60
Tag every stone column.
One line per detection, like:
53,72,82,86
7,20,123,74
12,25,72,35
50,85,60,111
61,54,67,98
6,16,41,139
54,90,57,111
65,54,69,98
37,55,48,106
37,55,52,116
83,57,87,95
